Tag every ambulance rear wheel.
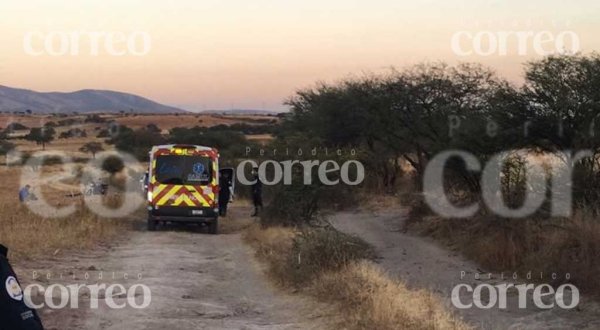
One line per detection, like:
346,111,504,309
147,218,157,231
208,218,218,235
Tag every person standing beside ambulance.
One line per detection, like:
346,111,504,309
251,167,263,217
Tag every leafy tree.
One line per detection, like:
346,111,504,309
168,126,251,164
79,142,104,159
84,114,106,123
57,118,79,126
522,53,600,151
283,64,520,192
25,127,55,150
107,125,166,160
522,53,600,204
102,155,124,174
59,128,87,139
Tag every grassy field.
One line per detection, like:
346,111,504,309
1,113,275,148
113,113,277,130
0,110,281,325
0,163,140,262
0,113,277,132
0,112,277,261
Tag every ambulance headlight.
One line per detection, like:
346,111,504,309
213,208,219,213
147,191,153,201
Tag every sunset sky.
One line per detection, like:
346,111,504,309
0,0,598,112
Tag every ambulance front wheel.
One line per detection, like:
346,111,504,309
147,217,157,231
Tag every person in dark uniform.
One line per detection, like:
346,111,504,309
218,171,232,216
0,244,44,330
251,167,263,217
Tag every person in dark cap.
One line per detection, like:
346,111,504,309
251,167,263,217
0,244,44,330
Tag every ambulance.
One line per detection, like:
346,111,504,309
146,144,220,233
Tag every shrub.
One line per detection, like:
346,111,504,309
101,155,125,174
281,228,374,286
97,129,110,138
244,225,468,330
259,157,361,226
5,122,28,131
84,114,106,123
0,140,15,155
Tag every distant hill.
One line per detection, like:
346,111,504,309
0,85,186,114
201,109,280,116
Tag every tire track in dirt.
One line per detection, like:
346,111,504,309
329,207,600,330
18,205,332,330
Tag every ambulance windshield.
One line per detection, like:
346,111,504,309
155,155,212,185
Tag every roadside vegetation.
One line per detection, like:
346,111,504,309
258,52,600,298
244,225,470,329
212,53,600,328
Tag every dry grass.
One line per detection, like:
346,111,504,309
409,209,600,296
0,162,139,263
244,225,296,278
1,113,276,134
14,135,107,155
244,224,470,330
315,261,470,330
361,193,408,212
245,134,274,144
113,113,275,130
0,203,127,262
218,200,257,234
0,114,58,128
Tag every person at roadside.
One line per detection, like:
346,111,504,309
251,167,262,217
18,185,31,202
0,244,45,330
218,171,232,216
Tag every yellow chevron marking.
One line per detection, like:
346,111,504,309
153,184,167,197
172,194,184,206
157,186,180,205
173,193,195,206
185,186,210,206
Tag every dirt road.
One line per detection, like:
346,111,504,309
329,207,600,329
17,206,332,330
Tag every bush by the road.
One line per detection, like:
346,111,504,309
244,225,469,330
